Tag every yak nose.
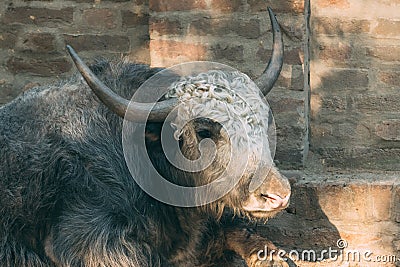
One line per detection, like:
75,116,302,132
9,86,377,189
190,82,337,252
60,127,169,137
261,192,290,210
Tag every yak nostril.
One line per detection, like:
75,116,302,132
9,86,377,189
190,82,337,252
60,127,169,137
261,193,288,200
261,193,277,201
260,193,290,209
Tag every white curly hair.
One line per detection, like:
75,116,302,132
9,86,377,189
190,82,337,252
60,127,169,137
165,70,274,174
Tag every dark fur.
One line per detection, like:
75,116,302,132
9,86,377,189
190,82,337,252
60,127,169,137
0,60,283,267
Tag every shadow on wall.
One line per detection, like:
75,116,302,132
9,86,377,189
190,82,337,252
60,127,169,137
309,0,400,262
309,3,400,171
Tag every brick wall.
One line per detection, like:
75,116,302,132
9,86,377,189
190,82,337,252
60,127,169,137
310,0,400,170
2,2,400,169
0,0,309,169
0,0,150,104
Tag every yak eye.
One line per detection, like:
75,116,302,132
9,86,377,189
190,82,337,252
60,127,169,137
196,129,212,139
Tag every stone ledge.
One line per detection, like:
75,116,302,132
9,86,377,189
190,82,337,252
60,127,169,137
258,171,400,267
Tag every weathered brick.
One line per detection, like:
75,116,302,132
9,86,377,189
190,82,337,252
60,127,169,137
310,93,321,118
71,0,96,2
275,73,304,91
312,121,372,147
354,94,400,113
320,95,347,112
149,0,207,12
189,18,232,36
311,124,333,139
373,19,400,37
122,11,149,28
0,26,20,49
313,17,370,35
379,71,400,86
236,19,260,39
367,46,400,62
248,0,304,13
64,35,130,52
7,56,71,76
73,0,132,2
83,9,117,29
258,47,303,65
2,7,73,26
315,147,400,170
150,17,182,36
210,0,243,13
18,32,56,53
280,21,305,41
150,40,207,66
393,186,400,223
275,148,304,168
270,65,304,90
341,122,373,143
381,0,400,3
276,124,305,148
188,18,214,36
285,47,304,65
319,69,368,90
317,43,352,62
375,120,400,141
317,184,352,220
370,185,392,221
344,184,370,221
269,97,304,113
189,18,260,39
314,0,350,8
211,44,244,62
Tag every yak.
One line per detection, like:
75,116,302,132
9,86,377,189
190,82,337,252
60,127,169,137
0,8,291,267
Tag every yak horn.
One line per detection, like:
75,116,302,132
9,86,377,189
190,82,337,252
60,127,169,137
256,7,284,96
66,45,177,122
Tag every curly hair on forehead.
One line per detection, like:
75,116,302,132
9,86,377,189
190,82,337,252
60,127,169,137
164,70,273,172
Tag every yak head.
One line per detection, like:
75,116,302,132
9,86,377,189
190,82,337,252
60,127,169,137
67,8,290,220
162,69,290,220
